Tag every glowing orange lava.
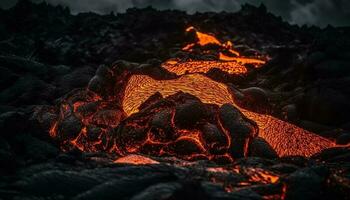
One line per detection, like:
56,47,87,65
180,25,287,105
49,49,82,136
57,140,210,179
123,74,336,157
245,168,279,184
114,154,159,165
218,53,266,66
162,60,247,75
184,26,221,47
181,26,266,70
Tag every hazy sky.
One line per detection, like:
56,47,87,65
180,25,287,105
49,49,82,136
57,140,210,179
1,0,349,27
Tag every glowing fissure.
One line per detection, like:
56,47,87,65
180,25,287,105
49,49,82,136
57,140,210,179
123,74,335,157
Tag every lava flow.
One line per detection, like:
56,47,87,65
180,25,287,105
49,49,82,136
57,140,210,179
163,26,266,77
162,60,248,75
45,26,338,160
123,74,335,157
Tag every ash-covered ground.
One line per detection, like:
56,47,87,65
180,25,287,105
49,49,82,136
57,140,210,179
0,1,350,200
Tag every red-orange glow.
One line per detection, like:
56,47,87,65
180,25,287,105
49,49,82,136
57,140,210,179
222,41,240,56
206,167,230,174
248,169,279,184
114,154,159,165
185,26,195,32
162,60,248,75
208,166,281,196
70,126,87,152
182,26,266,67
281,183,287,200
176,26,266,76
49,121,58,137
182,43,195,51
48,90,126,153
219,53,266,65
233,166,280,184
185,26,221,47
123,74,336,157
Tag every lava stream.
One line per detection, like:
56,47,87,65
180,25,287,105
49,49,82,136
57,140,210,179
162,60,248,75
123,74,336,157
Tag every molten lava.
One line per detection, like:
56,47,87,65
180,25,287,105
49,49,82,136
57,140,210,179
183,26,239,57
123,74,336,157
162,60,248,75
218,53,266,65
180,26,266,70
164,26,268,80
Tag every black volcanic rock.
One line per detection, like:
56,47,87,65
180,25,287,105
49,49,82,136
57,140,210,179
150,109,175,142
336,133,350,145
14,134,59,162
0,111,27,136
284,167,327,200
174,100,207,129
311,147,350,162
236,87,270,113
166,138,205,157
249,137,278,159
219,104,258,158
16,170,103,197
57,114,83,140
200,123,227,154
299,87,350,126
74,173,175,200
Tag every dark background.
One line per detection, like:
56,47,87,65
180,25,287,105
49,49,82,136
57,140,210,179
1,0,349,28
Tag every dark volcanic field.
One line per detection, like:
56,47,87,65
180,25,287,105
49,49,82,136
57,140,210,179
0,1,350,200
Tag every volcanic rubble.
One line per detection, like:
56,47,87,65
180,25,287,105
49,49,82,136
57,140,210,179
1,1,350,200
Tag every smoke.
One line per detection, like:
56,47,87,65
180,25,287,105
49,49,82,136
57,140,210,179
1,0,349,27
